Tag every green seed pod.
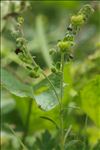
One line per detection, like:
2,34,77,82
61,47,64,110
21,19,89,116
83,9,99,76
71,14,84,26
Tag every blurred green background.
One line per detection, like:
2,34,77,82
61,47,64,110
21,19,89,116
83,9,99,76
1,1,100,150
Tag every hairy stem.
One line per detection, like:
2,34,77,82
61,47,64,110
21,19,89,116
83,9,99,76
22,98,33,143
31,57,60,104
42,71,60,104
60,53,65,150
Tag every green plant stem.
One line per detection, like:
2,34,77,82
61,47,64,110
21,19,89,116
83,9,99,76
22,98,33,143
60,53,65,150
42,71,60,104
31,57,60,104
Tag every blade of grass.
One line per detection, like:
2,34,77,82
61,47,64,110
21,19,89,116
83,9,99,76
63,125,72,145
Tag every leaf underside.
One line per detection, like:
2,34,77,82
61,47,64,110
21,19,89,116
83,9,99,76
1,68,61,111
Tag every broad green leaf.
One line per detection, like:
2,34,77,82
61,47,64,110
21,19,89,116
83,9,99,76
33,73,61,111
1,68,61,111
87,127,100,146
13,95,59,131
1,68,33,98
81,75,100,127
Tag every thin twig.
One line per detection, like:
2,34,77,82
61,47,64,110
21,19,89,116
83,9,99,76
42,71,60,104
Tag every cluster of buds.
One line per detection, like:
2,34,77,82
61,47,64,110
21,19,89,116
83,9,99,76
26,65,41,78
13,17,32,64
13,5,94,76
13,16,41,78
49,4,94,74
69,4,94,35
51,62,61,74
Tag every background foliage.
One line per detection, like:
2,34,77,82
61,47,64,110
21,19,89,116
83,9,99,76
1,1,100,150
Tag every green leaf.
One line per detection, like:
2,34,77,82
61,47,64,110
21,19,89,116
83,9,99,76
1,68,33,98
81,75,100,127
1,99,15,114
40,116,59,129
33,130,60,150
1,68,61,111
33,73,61,111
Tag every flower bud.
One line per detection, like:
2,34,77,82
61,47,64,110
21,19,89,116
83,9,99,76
18,53,27,63
64,34,74,41
71,14,84,26
29,71,40,78
56,62,61,70
57,41,74,53
49,48,56,55
18,16,24,25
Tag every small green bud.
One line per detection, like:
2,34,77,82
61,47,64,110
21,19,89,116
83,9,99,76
34,66,40,72
57,41,74,53
56,62,61,70
71,14,84,26
29,66,41,78
16,37,25,43
64,34,74,41
57,41,68,52
18,16,24,25
29,71,40,78
49,48,56,55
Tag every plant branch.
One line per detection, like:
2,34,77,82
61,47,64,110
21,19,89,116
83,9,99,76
60,53,65,150
42,71,60,104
